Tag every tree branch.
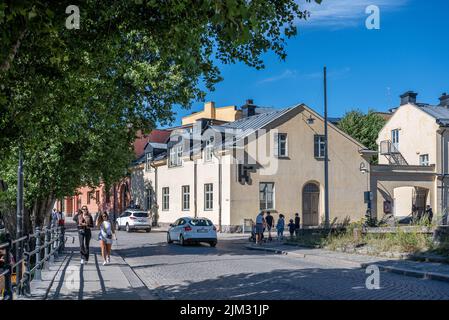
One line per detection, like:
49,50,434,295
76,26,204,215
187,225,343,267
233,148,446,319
0,28,28,73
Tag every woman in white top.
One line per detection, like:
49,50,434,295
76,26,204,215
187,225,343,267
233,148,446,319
96,212,116,265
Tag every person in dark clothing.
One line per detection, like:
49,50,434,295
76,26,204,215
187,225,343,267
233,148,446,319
294,213,300,237
265,212,274,241
425,205,433,224
287,219,295,240
77,206,94,265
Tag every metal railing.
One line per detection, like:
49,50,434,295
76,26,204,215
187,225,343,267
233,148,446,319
0,225,68,300
379,140,408,165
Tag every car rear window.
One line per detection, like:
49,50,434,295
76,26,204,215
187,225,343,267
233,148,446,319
189,219,213,226
132,212,148,218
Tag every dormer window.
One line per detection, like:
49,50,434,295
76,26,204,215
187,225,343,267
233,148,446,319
169,145,183,167
145,153,152,172
205,138,214,162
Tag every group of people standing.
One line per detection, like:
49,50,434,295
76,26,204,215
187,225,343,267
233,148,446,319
254,211,301,245
73,206,117,266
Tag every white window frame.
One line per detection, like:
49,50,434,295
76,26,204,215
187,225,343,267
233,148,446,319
162,187,169,211
419,154,429,166
278,133,288,157
391,129,399,149
314,135,325,159
145,153,152,172
204,183,213,211
182,185,190,211
169,145,183,167
259,182,275,210
205,139,214,162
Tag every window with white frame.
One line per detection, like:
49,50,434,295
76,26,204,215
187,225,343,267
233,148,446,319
204,183,213,210
145,153,152,172
182,185,190,211
391,129,399,149
274,133,288,157
419,154,429,166
162,187,169,210
259,182,274,210
176,145,183,166
314,135,325,159
205,138,214,162
169,145,183,167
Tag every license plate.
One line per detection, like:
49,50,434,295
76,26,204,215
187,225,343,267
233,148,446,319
138,219,146,223
197,229,208,233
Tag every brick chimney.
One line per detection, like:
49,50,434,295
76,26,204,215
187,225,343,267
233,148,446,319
400,91,418,105
203,101,216,119
439,92,449,108
241,99,257,117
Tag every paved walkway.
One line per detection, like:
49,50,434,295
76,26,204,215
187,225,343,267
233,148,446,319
22,227,157,300
245,242,449,283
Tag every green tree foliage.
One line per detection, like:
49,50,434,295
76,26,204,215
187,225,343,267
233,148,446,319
338,109,386,153
0,0,322,230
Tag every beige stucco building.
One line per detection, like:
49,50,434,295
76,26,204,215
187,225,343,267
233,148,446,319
131,100,370,231
373,91,449,224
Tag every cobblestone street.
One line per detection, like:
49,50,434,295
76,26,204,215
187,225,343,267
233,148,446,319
111,229,449,300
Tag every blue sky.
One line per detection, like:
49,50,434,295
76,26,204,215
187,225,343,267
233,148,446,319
171,0,449,125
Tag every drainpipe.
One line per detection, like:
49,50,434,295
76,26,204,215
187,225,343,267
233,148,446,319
218,154,222,232
441,128,448,225
194,160,198,218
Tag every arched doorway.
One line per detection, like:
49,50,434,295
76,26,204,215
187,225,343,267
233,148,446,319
119,183,130,213
302,182,320,227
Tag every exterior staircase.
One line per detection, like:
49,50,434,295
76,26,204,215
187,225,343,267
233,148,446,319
379,140,408,165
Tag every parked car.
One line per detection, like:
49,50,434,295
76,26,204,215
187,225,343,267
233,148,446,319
115,210,152,233
167,217,217,247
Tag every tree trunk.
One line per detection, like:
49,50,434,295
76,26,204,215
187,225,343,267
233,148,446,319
30,194,56,230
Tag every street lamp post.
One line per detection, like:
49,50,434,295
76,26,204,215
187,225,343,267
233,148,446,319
16,148,24,291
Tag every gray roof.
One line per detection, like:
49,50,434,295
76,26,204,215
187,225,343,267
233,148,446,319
211,105,299,149
418,105,449,126
217,106,296,131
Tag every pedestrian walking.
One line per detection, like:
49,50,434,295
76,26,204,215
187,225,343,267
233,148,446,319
294,213,301,237
77,206,94,265
265,212,274,241
287,219,295,240
50,208,58,227
96,212,116,265
255,211,265,245
276,214,285,241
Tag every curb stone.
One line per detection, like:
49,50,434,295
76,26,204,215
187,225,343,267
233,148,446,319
360,263,449,283
245,244,449,284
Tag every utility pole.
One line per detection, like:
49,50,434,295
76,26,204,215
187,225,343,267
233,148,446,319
323,67,330,228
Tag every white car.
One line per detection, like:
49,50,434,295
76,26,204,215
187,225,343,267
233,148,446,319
167,217,217,247
115,210,152,232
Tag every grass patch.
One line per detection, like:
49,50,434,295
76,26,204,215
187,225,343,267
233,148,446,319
287,222,436,256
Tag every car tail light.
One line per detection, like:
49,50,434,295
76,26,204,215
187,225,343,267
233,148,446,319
129,216,136,220
184,226,192,232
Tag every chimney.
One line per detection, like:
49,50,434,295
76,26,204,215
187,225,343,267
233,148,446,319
241,99,257,117
203,101,216,119
400,91,418,105
439,92,449,108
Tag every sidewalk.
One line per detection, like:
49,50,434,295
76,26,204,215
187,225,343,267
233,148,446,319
245,242,449,283
20,228,157,300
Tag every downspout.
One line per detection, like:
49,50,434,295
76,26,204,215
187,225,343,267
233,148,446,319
154,164,158,226
218,154,222,232
440,128,447,225
194,160,198,218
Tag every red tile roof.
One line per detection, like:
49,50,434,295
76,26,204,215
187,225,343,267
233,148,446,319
133,129,171,157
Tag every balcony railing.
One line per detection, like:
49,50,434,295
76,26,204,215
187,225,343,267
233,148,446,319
379,140,408,165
